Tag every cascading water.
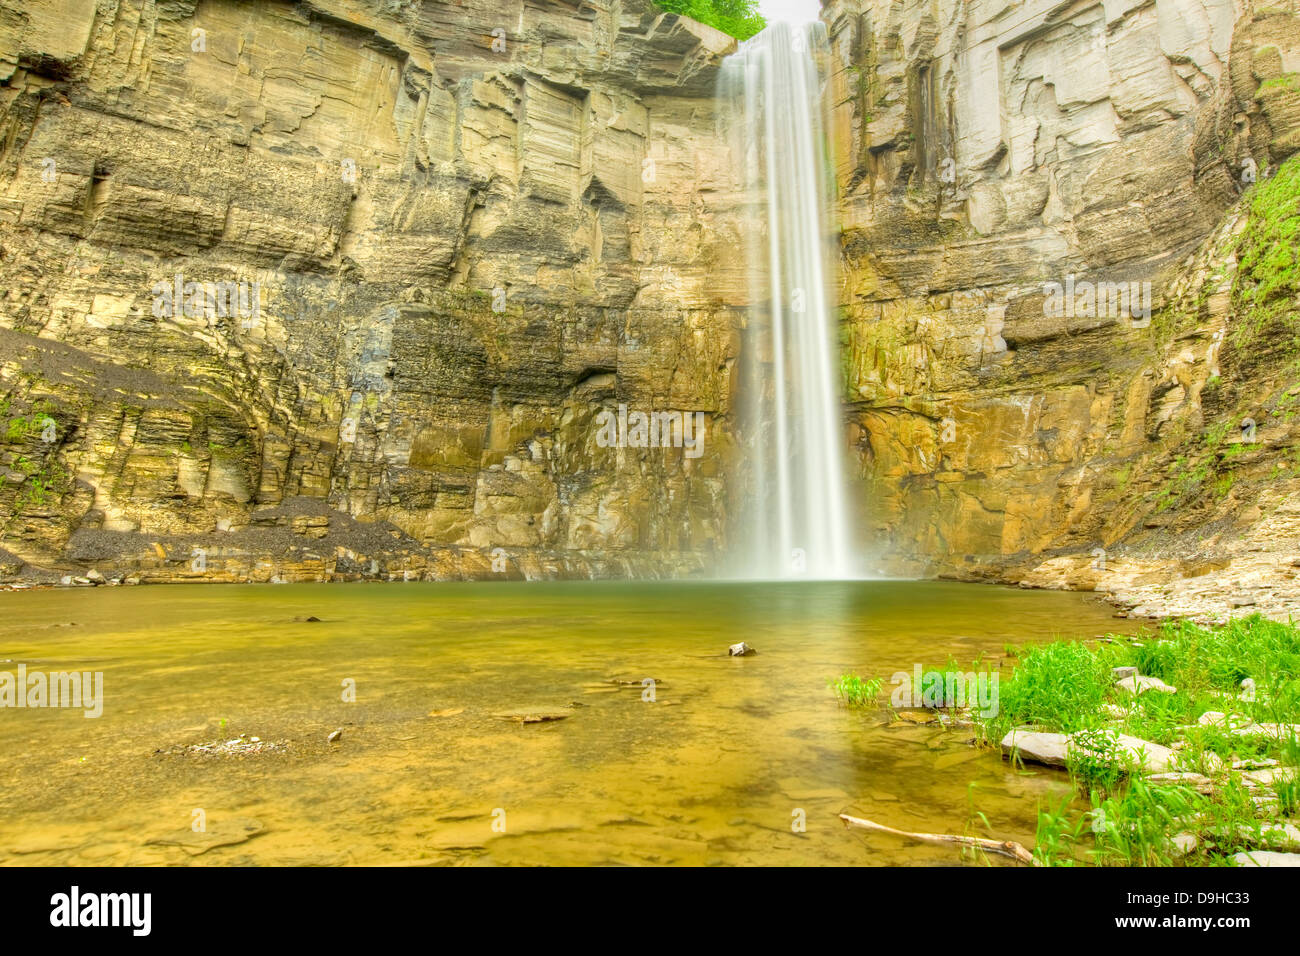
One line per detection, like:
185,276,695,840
721,21,856,580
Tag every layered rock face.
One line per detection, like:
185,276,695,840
0,0,748,582
826,0,1300,619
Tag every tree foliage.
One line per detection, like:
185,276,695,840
654,0,766,41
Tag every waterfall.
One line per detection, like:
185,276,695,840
721,21,856,580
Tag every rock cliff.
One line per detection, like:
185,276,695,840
0,0,747,582
826,0,1300,620
2,0,1297,617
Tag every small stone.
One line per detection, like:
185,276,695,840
327,729,343,743
293,615,321,622
1112,666,1137,680
1172,832,1199,856
728,642,756,657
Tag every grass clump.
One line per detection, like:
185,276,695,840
977,615,1300,866
829,673,882,707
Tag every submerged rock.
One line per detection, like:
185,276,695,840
494,709,572,723
146,817,265,856
728,642,756,657
427,707,464,718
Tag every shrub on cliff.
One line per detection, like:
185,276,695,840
655,0,765,41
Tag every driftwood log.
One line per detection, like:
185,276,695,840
839,813,1040,866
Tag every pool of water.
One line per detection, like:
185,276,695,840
0,579,1136,866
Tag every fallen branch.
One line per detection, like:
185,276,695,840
839,813,1040,866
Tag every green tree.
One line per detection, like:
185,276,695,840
655,0,766,41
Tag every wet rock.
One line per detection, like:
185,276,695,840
293,615,321,622
1001,730,1069,767
327,728,343,743
427,707,464,718
728,642,756,657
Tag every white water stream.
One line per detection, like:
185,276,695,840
721,22,856,579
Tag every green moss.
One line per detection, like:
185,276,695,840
1230,154,1300,350
1259,74,1300,94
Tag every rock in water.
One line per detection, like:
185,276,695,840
327,728,343,743
1001,729,1174,773
728,642,756,657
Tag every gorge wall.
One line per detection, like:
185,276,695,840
2,0,1298,616
0,0,749,583
826,0,1300,619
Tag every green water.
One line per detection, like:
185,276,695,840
0,580,1135,866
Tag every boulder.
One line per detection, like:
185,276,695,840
1001,729,1175,773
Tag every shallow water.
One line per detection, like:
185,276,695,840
0,580,1135,866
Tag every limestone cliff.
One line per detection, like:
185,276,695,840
827,0,1300,620
0,0,748,582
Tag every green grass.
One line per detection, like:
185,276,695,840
829,673,882,707
1230,154,1300,350
977,616,1300,866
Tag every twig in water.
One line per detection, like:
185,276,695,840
839,812,1040,866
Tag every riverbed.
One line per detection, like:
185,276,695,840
0,579,1136,865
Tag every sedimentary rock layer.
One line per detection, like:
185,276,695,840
827,0,1300,620
0,0,747,582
